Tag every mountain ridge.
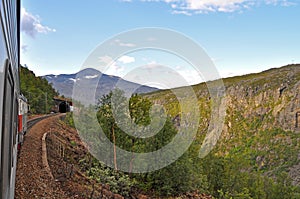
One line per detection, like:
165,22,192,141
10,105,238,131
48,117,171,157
43,68,159,103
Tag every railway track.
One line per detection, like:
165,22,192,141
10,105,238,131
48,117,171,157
27,114,58,130
15,114,69,199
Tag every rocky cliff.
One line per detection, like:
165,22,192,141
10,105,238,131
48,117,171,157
223,65,300,133
147,64,300,186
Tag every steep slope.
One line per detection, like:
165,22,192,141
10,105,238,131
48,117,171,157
145,64,300,196
148,64,299,132
20,66,59,114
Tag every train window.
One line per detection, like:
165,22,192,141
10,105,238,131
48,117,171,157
0,63,14,198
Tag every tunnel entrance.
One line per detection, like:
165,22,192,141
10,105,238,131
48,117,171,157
59,101,70,113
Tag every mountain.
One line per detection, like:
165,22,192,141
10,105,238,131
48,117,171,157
143,64,300,197
43,68,158,104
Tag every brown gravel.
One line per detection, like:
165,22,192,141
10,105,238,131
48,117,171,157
15,114,69,199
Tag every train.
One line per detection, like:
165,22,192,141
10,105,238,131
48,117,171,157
0,0,21,198
18,94,28,150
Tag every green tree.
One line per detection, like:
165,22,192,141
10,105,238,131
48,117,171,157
95,89,208,196
20,65,58,114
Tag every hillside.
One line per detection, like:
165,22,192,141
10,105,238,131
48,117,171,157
143,64,300,197
20,65,59,114
44,64,300,198
148,64,299,131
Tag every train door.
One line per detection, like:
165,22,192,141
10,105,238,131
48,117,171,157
0,64,16,198
10,90,19,198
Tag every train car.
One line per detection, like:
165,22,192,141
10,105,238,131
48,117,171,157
18,94,28,149
0,0,21,198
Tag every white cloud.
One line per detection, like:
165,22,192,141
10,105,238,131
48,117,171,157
105,62,125,76
114,39,136,47
183,0,246,13
126,0,297,14
171,10,192,16
118,55,136,64
21,8,56,38
98,55,127,76
177,69,204,85
99,55,115,65
140,61,162,70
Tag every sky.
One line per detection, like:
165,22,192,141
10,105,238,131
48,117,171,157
20,0,300,88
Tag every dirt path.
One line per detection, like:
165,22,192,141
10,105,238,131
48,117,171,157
15,114,69,199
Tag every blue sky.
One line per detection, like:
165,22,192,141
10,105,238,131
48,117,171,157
21,0,300,87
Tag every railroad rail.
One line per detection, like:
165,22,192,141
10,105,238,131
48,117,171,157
27,114,58,130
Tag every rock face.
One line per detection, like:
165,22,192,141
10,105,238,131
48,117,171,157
222,65,300,133
149,64,300,134
148,64,300,186
211,65,300,185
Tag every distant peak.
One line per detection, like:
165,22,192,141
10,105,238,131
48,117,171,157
77,68,102,76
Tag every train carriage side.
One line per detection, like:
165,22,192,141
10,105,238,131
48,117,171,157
0,0,20,198
18,95,28,148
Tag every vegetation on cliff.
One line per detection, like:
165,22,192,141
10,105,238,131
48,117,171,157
65,64,300,198
20,65,59,114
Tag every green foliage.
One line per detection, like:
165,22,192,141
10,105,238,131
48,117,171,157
79,155,135,197
20,65,58,114
64,112,75,128
200,153,300,199
78,86,300,197
129,93,152,126
135,152,209,196
71,65,300,197
70,140,77,147
80,89,208,196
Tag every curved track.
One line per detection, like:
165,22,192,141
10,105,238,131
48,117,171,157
15,114,68,199
27,114,58,130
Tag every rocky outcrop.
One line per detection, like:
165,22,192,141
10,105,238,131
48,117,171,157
223,65,300,133
146,65,300,187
